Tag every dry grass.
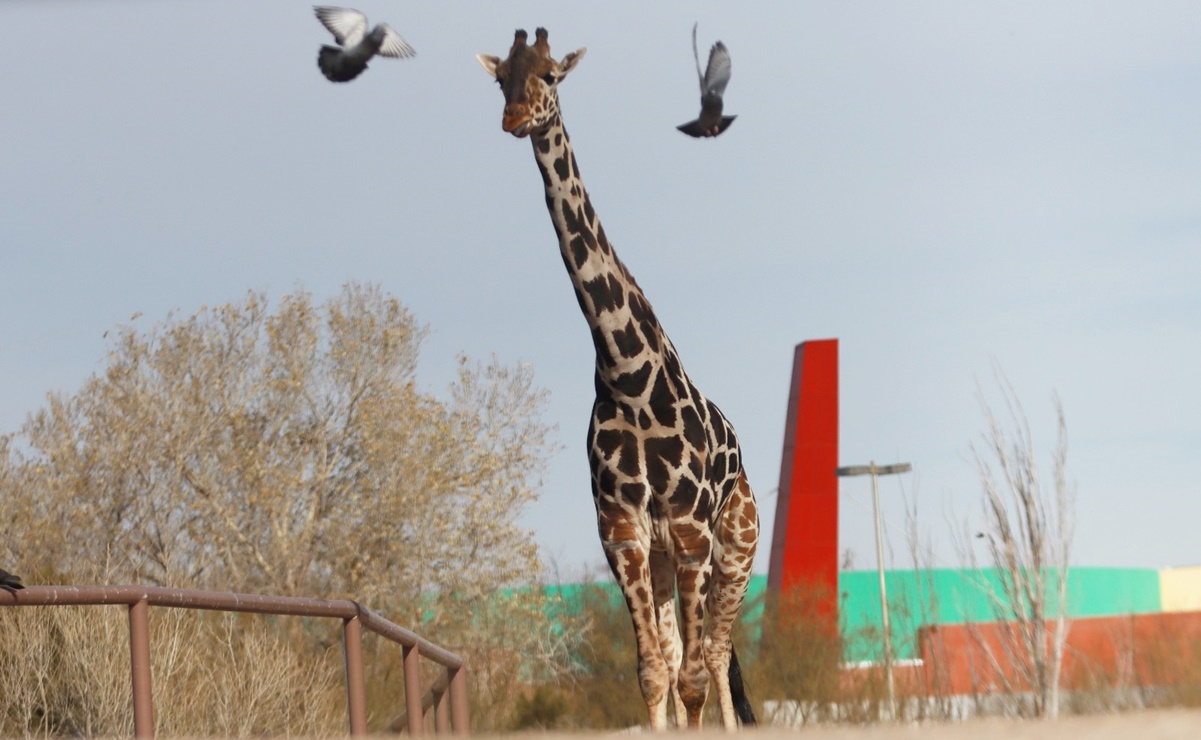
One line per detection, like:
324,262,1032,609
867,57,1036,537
0,606,344,737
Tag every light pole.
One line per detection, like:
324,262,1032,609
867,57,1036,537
835,461,912,720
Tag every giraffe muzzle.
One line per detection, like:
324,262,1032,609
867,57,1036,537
502,116,532,138
502,104,533,137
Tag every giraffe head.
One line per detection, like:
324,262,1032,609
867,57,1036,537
477,28,586,138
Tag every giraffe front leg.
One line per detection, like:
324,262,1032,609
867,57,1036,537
604,539,671,729
650,549,688,728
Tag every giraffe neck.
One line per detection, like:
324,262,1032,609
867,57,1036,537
530,113,675,402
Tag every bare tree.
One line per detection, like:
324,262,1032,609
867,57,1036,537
0,283,575,729
960,377,1074,718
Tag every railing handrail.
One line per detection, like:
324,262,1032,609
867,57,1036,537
3,585,465,669
1,584,469,737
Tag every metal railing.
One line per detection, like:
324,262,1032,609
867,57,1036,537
1,585,469,738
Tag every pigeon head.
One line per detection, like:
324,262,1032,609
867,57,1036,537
476,28,587,138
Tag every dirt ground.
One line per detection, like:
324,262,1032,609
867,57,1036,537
502,709,1201,739
761,709,1201,739
730,709,1201,739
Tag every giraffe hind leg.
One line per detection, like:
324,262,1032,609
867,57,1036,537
705,473,760,729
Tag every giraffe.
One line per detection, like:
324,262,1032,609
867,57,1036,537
477,29,759,730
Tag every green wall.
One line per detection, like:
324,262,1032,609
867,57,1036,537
836,566,1161,662
544,567,1162,663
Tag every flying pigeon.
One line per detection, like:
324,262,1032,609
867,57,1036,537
314,6,415,83
677,23,736,138
0,568,23,594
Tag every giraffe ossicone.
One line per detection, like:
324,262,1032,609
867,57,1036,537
478,28,760,731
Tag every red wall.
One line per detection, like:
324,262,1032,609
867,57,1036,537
767,339,839,621
910,611,1201,696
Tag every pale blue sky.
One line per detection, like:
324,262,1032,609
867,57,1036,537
2,1,1199,578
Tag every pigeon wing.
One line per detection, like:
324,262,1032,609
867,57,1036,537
377,24,416,58
315,6,368,48
690,23,705,92
703,41,732,98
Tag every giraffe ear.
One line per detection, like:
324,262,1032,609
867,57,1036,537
558,48,587,77
476,54,501,79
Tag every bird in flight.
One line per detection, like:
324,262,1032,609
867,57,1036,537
0,568,23,594
314,6,415,83
677,23,736,138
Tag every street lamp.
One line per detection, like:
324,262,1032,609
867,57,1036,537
835,461,912,720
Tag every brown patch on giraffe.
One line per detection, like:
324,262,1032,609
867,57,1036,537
620,481,647,506
676,567,701,594
613,360,653,398
621,548,647,585
671,524,714,564
715,474,759,558
668,477,699,512
597,511,642,545
595,468,616,498
644,436,685,492
638,602,656,628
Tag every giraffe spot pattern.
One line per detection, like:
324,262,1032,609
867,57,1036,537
569,235,589,270
680,405,705,449
612,319,645,358
642,435,685,494
621,481,647,507
620,403,636,426
553,155,570,182
612,360,652,397
670,476,698,511
582,273,619,314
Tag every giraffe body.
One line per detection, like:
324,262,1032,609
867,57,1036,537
477,29,759,730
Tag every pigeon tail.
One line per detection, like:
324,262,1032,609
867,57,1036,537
676,115,736,138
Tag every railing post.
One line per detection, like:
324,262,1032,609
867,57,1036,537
343,615,368,736
448,665,470,735
433,682,449,733
403,644,424,735
127,599,155,739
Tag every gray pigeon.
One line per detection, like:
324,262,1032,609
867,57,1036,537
314,6,415,83
677,23,736,138
0,568,23,594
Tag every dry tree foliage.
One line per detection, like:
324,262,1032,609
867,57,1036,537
958,379,1074,718
0,283,571,732
550,581,646,730
747,584,845,726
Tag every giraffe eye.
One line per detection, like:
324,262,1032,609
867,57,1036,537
541,73,558,85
